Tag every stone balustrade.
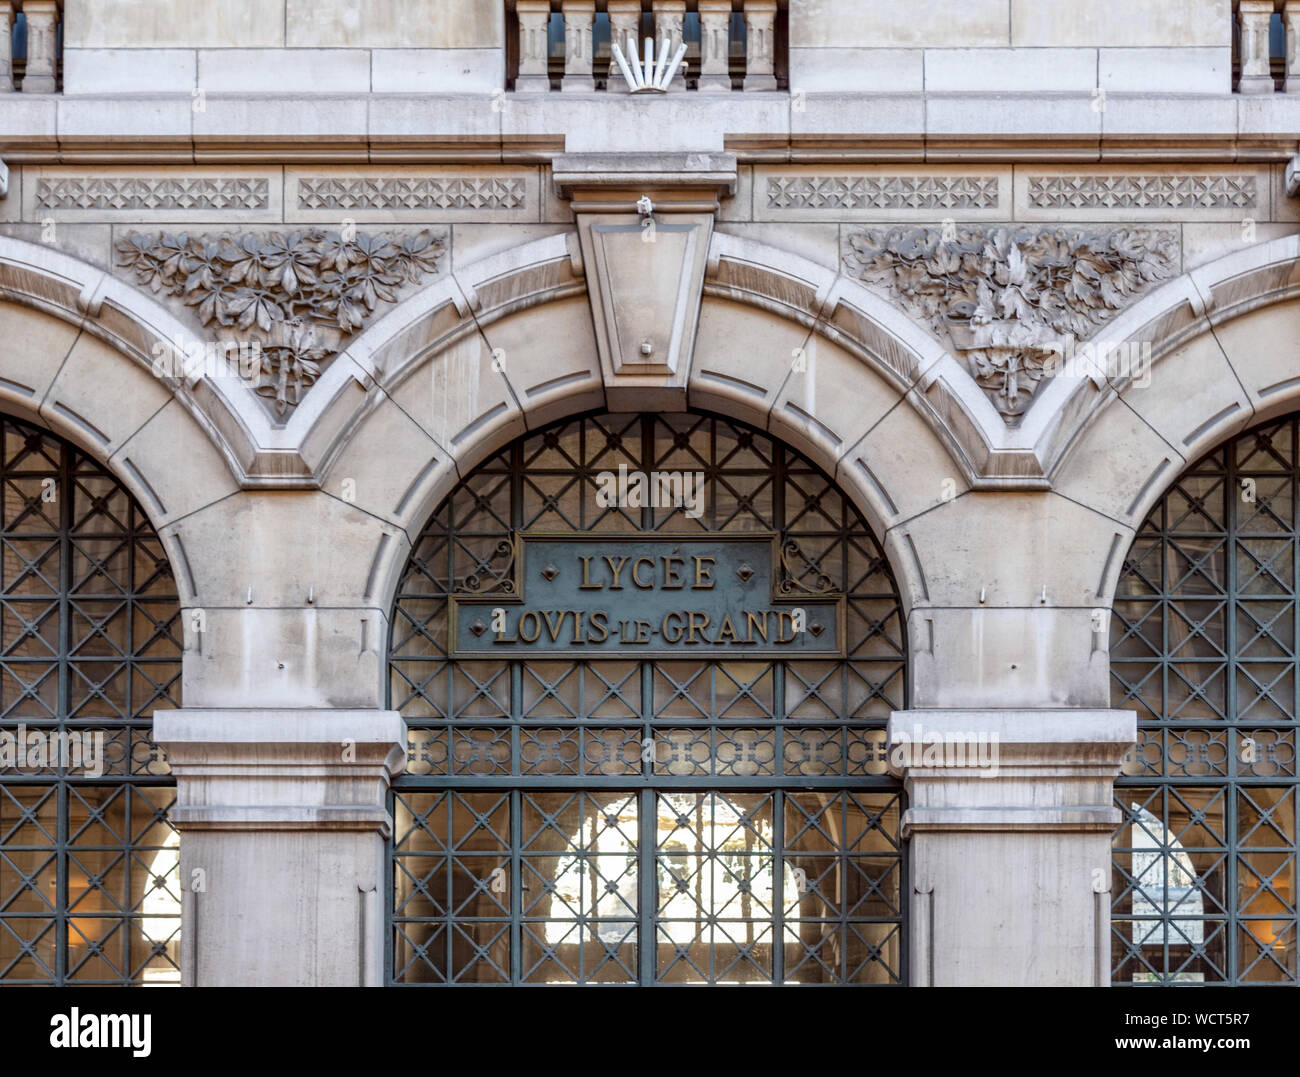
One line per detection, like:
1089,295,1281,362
1,0,61,93
512,0,782,92
1236,0,1300,92
0,2,1282,98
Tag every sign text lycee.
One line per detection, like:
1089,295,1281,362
449,534,843,658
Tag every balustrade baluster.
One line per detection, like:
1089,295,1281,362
742,0,777,92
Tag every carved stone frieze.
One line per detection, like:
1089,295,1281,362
115,228,445,416
843,226,1178,420
1026,174,1256,210
37,176,270,211
768,175,1000,211
295,177,528,212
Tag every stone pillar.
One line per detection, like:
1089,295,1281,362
742,0,778,91
154,708,406,987
1284,1,1300,92
1238,0,1277,94
0,3,14,93
697,0,733,92
888,709,1135,987
515,0,552,92
560,0,596,92
607,0,641,93
652,0,687,91
19,0,58,93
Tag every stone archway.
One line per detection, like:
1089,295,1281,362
385,407,909,985
1050,235,1300,607
307,228,980,626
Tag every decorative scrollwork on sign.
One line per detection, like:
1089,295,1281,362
842,226,1177,421
778,540,836,596
114,228,445,416
460,538,518,595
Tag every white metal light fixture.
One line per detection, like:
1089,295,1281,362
611,35,687,93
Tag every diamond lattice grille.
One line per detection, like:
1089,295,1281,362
0,415,181,985
1112,415,1299,985
390,412,906,984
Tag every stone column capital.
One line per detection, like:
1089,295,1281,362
154,707,407,836
156,707,406,984
890,708,1135,985
887,708,1136,835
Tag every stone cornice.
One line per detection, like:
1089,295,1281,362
552,151,738,209
1,92,1298,165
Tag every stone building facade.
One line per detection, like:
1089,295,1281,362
0,0,1296,987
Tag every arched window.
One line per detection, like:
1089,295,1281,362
0,414,182,985
1111,413,1299,984
388,411,907,984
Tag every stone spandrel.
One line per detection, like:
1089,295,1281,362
842,224,1178,421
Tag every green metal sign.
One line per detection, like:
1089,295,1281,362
450,532,844,658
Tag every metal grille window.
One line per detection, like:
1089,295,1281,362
0,415,181,985
1111,413,1300,984
389,411,906,984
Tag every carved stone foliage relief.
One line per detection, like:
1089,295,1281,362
115,229,445,416
842,226,1178,420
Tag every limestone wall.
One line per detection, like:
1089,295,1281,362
57,0,1238,96
61,0,506,93
789,0,1232,93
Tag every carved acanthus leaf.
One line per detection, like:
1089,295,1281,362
842,226,1178,420
115,228,445,416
